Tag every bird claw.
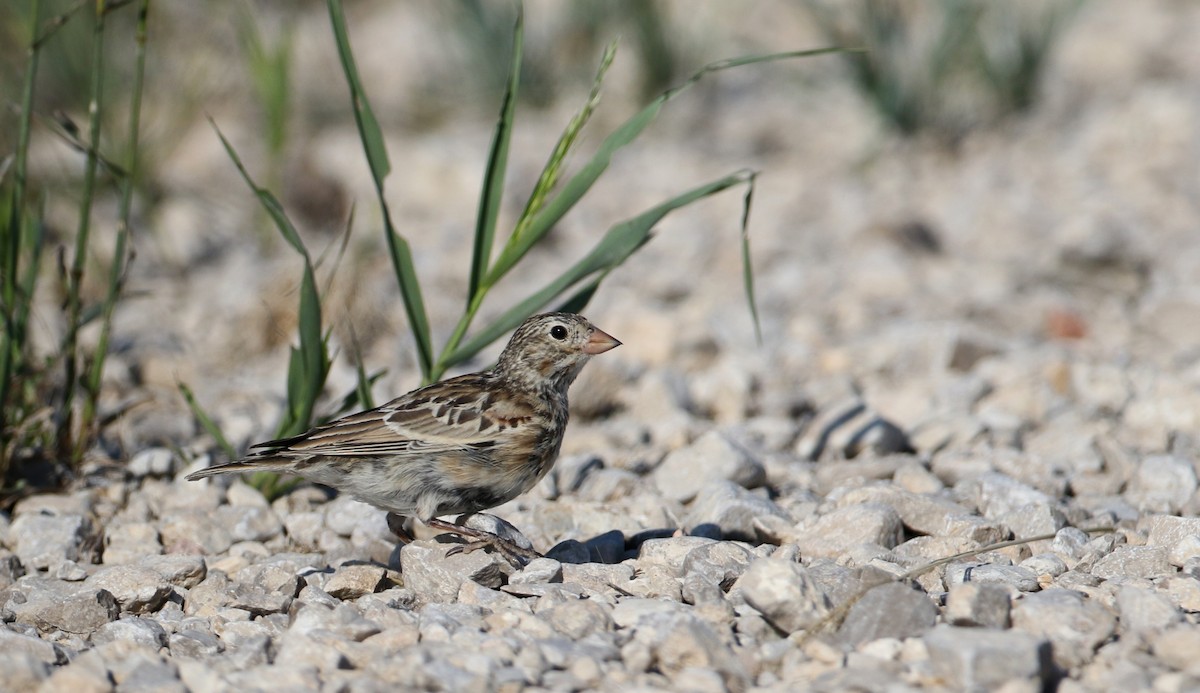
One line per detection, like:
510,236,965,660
426,518,541,567
447,535,540,567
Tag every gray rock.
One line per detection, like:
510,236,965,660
140,554,207,589
621,610,748,692
1000,503,1067,544
55,559,88,581
169,629,223,658
283,511,325,548
0,628,67,665
325,564,385,599
11,492,94,518
417,603,487,642
1166,575,1200,612
509,557,563,585
87,565,174,614
836,485,983,538
108,649,184,692
293,601,382,642
681,541,754,590
1021,553,1068,578
0,651,49,688
1169,534,1200,567
213,505,283,543
794,503,904,558
183,571,234,617
1128,455,1198,513
1142,515,1200,549
324,496,389,538
685,481,792,542
0,551,24,589
945,582,1012,628
1011,589,1116,668
227,582,293,615
102,521,163,564
638,536,716,576
539,598,615,640
93,617,170,649
160,510,233,555
128,447,177,477
947,563,1040,592
10,513,96,570
837,582,937,648
1116,584,1181,634
926,624,1052,691
1050,527,1092,562
958,473,1054,519
1151,625,1200,674
737,558,831,634
892,461,945,494
400,539,507,603
7,580,120,635
653,429,765,503
1091,546,1172,580
624,564,683,601
38,649,113,692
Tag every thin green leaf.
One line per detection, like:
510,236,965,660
326,0,433,379
278,344,304,437
509,38,616,247
468,5,523,303
739,173,761,343
327,0,390,183
553,273,605,315
347,322,376,411
178,381,237,462
484,46,844,286
382,224,433,378
450,170,754,365
209,118,309,259
297,263,326,417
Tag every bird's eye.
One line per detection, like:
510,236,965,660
550,325,568,340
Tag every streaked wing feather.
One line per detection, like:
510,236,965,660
259,373,536,458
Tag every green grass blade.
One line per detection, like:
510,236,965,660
508,38,616,250
61,1,109,464
0,0,42,443
326,0,389,182
484,46,843,286
84,0,150,438
210,119,308,258
346,322,376,411
468,5,522,303
297,264,327,427
326,0,433,379
739,172,761,343
449,170,754,365
382,222,433,378
178,381,238,462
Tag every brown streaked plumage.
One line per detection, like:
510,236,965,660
186,312,620,559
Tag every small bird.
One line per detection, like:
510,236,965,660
186,312,620,561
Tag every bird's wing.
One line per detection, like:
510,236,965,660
253,374,537,458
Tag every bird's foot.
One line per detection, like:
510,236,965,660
426,517,541,567
386,513,414,543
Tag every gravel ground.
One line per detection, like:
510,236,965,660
5,1,1200,691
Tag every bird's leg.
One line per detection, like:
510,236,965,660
386,513,414,543
425,517,542,565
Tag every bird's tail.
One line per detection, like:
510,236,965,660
184,456,294,481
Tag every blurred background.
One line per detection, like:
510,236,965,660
2,0,1197,486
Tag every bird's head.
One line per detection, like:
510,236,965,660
495,312,620,393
